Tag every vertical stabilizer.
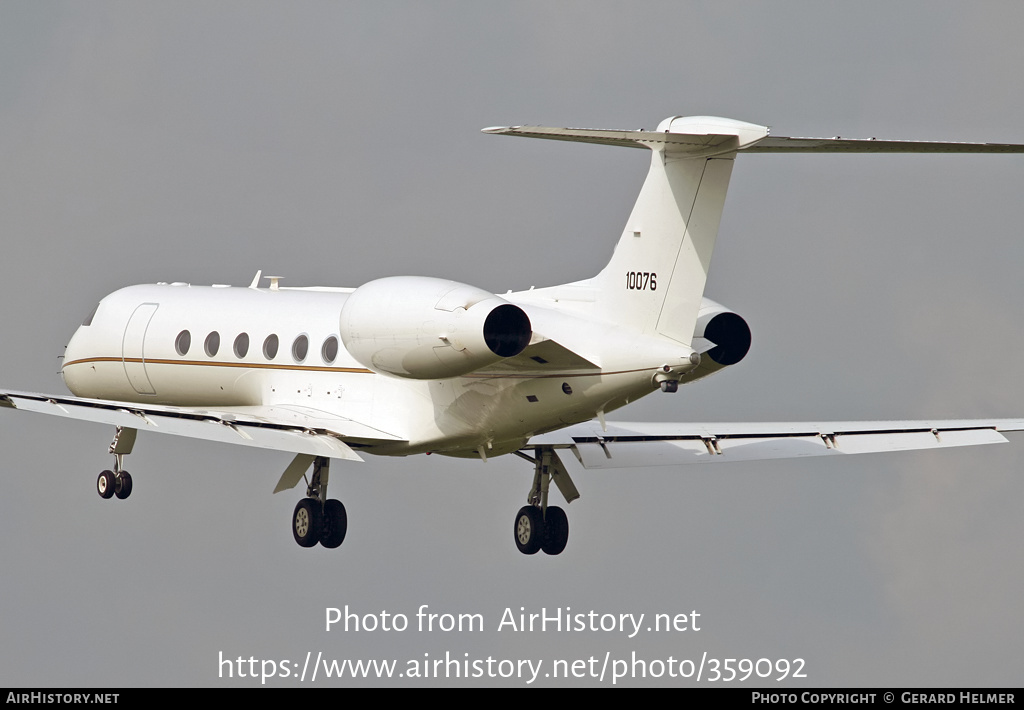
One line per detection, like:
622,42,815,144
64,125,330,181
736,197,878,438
592,116,767,342
484,116,769,343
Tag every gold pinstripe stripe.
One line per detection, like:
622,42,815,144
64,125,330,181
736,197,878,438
63,356,375,374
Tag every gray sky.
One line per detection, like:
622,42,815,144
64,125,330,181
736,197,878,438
2,1,1024,687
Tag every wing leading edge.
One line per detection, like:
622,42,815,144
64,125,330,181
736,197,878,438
0,390,405,460
528,420,1024,469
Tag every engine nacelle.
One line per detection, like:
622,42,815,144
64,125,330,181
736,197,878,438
694,299,751,366
339,276,532,379
674,299,750,388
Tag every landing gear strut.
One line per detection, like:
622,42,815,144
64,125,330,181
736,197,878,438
96,426,135,501
291,456,347,549
511,447,578,556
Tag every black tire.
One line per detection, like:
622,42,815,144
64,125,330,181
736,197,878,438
320,499,347,549
97,470,116,499
292,498,323,548
114,471,133,500
541,506,569,555
514,506,544,555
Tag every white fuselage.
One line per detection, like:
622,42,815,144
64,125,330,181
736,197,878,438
61,282,699,458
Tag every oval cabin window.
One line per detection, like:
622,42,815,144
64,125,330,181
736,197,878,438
234,333,249,358
263,334,279,360
204,331,220,357
321,336,339,364
175,330,191,356
292,334,309,363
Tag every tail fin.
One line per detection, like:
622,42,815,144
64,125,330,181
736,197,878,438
485,116,768,343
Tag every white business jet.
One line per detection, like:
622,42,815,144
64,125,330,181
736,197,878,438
3,116,1024,555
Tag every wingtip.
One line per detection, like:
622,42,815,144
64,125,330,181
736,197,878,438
481,125,517,134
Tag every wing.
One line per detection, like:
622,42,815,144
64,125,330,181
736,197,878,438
528,419,1024,469
0,389,404,461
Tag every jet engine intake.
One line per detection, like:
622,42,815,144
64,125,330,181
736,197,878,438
339,276,531,379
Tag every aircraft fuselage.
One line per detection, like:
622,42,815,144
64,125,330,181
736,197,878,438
61,283,690,458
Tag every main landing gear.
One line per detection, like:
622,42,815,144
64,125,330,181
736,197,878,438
291,456,348,549
96,426,136,501
511,447,579,556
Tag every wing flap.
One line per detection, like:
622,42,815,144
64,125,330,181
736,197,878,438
1,390,407,460
533,420,1021,470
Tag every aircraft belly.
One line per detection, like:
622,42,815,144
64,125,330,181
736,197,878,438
387,368,659,456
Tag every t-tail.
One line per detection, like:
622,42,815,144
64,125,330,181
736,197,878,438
484,116,1024,347
485,116,769,344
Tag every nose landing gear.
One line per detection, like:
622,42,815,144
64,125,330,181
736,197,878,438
96,426,135,501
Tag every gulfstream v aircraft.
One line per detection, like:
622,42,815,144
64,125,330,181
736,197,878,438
3,115,1023,555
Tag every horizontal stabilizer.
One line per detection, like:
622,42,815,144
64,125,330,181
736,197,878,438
485,121,1024,155
742,136,1024,153
484,116,769,155
484,125,738,154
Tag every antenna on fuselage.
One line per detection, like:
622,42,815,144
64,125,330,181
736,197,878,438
265,276,283,291
248,270,262,289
